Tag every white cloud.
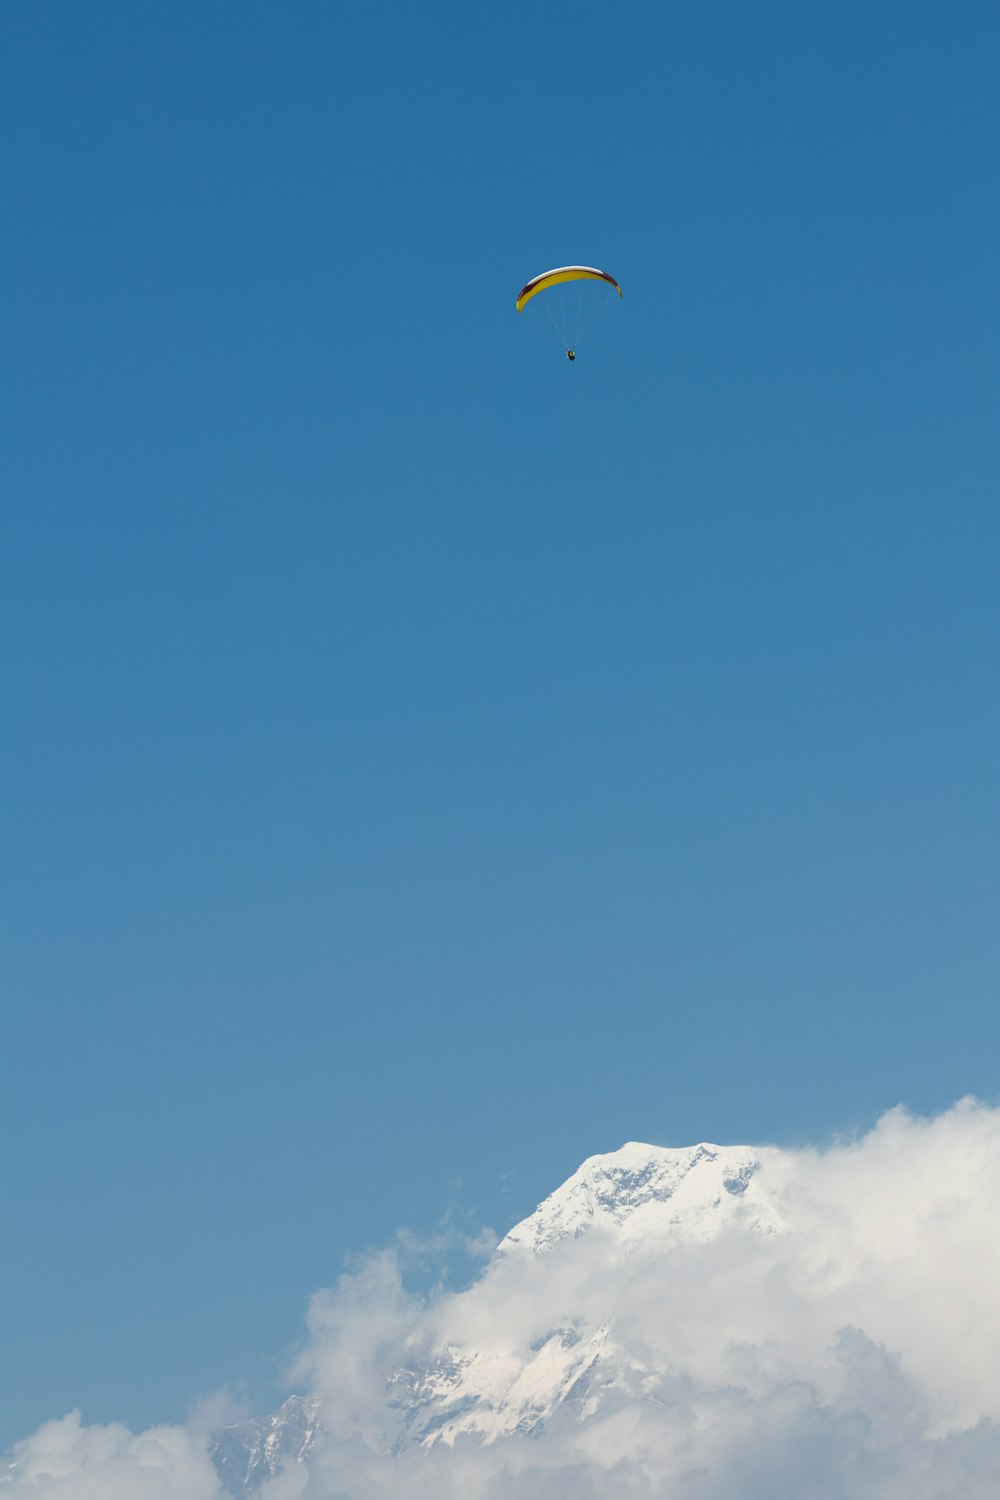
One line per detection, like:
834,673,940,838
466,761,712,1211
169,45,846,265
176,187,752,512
2,1411,223,1499
8,1099,1000,1498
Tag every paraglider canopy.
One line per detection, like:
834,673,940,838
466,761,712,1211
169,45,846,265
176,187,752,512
516,265,622,313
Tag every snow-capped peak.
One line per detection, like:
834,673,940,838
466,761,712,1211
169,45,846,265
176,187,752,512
498,1139,782,1254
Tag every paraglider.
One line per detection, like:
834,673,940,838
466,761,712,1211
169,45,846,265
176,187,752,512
516,265,621,362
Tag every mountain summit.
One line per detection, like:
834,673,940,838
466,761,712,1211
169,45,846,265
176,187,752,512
498,1140,783,1254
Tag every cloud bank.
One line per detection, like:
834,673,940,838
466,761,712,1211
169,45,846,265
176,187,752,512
8,1099,1000,1498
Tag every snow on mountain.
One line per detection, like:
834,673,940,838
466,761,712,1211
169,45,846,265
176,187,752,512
498,1140,784,1254
210,1140,785,1488
209,1395,320,1495
387,1318,614,1448
383,1140,785,1450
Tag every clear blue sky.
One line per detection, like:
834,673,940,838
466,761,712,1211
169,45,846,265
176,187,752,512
3,0,999,1454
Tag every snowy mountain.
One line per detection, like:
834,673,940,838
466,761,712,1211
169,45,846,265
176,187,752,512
497,1139,783,1254
209,1396,320,1495
386,1141,785,1450
210,1140,784,1490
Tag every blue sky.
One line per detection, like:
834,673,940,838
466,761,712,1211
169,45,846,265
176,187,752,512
3,0,999,1455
